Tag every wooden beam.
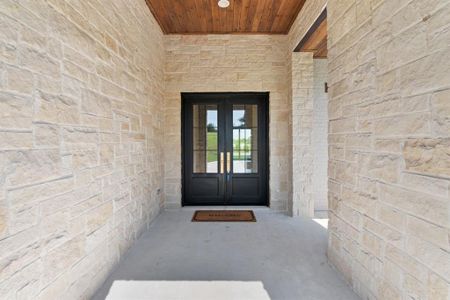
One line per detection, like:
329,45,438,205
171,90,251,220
294,8,327,54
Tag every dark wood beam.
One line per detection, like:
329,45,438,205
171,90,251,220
294,8,327,56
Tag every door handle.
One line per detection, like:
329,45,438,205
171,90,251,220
226,152,231,174
220,152,224,174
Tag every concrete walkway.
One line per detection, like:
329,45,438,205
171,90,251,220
93,209,358,300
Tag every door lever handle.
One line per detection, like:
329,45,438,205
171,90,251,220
226,152,231,174
220,152,224,174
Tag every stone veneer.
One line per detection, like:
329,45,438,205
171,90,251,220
290,52,314,217
0,0,164,298
289,56,329,218
164,35,290,211
312,59,329,213
0,0,449,299
286,0,327,218
325,0,450,299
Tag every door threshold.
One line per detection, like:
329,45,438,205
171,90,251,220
179,206,272,212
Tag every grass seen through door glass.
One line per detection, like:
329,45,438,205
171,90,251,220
207,132,217,162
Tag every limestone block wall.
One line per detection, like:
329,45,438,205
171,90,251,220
326,0,450,299
0,0,164,298
287,0,328,218
164,35,290,211
290,52,314,217
312,59,329,213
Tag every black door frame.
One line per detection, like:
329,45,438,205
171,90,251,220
181,92,270,207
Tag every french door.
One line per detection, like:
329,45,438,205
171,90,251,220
182,92,269,206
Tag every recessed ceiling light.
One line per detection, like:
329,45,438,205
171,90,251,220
218,0,230,8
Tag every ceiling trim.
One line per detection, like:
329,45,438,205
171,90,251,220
294,8,327,52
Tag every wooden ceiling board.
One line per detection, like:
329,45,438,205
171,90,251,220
314,37,328,58
145,0,307,34
294,9,328,58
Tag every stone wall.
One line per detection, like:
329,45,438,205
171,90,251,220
290,52,314,217
1,0,448,299
164,35,290,211
326,0,450,299
287,0,328,217
312,59,329,213
0,0,164,298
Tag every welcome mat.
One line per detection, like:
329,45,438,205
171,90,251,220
192,210,256,222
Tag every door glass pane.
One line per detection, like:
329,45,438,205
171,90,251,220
232,105,258,173
193,105,218,173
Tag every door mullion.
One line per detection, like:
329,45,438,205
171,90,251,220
225,99,232,205
219,101,227,204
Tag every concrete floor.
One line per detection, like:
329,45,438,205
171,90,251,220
93,208,358,300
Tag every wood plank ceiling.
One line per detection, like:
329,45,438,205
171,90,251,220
145,0,307,34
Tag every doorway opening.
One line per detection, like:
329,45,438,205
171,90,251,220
181,92,269,206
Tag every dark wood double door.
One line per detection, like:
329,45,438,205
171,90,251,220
182,92,269,206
